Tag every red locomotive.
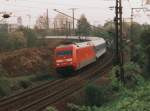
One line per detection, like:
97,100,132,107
54,38,106,74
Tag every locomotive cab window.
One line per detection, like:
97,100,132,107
56,50,72,56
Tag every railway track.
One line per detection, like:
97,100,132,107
0,50,113,111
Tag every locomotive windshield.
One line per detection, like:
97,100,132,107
56,50,72,56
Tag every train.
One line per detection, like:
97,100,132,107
54,37,107,74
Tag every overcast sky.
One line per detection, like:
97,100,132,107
0,0,150,27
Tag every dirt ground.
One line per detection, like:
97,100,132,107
0,39,65,77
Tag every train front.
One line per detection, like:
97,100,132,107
54,45,75,74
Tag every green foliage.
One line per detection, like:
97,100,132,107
0,27,41,52
9,31,27,49
0,31,27,51
140,27,150,78
29,73,53,82
124,62,144,87
0,75,11,96
131,22,142,44
68,62,149,111
0,66,11,96
84,84,110,106
46,107,58,111
140,27,150,49
20,28,38,48
127,22,142,62
90,27,111,40
103,21,115,38
0,24,8,32
131,45,145,66
0,32,11,51
69,81,150,111
0,73,53,97
109,62,144,89
18,79,32,89
109,66,122,89
68,104,88,111
76,14,91,36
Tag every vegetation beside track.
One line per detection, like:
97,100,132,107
66,24,150,111
63,24,150,111
0,73,54,97
68,81,150,111
45,24,150,111
0,27,63,97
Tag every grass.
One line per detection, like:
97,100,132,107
0,73,54,97
0,76,11,97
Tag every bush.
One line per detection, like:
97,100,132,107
0,65,11,96
0,32,11,51
0,31,26,51
109,66,123,91
30,73,52,82
0,76,11,96
9,31,26,49
0,27,46,52
68,82,150,111
123,62,144,87
140,28,150,78
45,107,58,111
109,62,144,89
84,84,110,106
18,79,32,89
20,28,38,48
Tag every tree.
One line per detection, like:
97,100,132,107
128,22,142,62
131,22,142,44
0,32,10,51
140,26,150,77
9,31,26,49
0,24,9,32
20,28,38,48
103,21,116,39
35,14,48,30
76,14,91,36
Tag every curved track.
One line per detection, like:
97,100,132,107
0,50,113,111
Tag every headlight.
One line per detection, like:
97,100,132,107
66,58,72,62
57,64,60,66
56,60,63,62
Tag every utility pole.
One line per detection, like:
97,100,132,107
46,9,49,29
53,9,105,37
115,0,125,84
53,9,78,37
69,8,77,35
26,14,31,28
66,20,68,36
68,22,71,36
130,8,134,61
54,22,56,36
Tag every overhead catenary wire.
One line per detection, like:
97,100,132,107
53,9,105,31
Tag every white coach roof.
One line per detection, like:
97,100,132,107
45,36,106,48
45,36,103,41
